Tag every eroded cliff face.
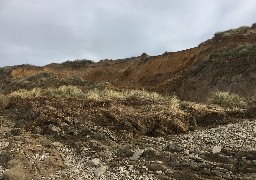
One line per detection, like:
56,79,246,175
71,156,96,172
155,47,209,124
2,25,256,102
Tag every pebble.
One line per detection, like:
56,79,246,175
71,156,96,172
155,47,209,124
130,149,144,161
146,164,166,172
212,145,222,154
88,158,100,166
94,166,107,177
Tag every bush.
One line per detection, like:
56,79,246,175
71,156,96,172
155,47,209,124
208,91,247,108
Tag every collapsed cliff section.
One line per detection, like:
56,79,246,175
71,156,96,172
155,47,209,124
164,25,256,102
166,45,256,102
1,24,256,102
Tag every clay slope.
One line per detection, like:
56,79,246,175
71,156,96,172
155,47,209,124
1,24,256,102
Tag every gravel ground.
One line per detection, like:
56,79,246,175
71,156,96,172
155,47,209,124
1,115,256,179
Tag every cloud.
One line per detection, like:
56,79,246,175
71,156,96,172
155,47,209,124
0,0,256,67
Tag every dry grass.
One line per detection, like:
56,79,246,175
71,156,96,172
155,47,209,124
8,86,180,107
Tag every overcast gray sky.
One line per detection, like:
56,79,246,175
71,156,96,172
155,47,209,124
0,0,256,67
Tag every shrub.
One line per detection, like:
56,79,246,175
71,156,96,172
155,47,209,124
207,91,247,108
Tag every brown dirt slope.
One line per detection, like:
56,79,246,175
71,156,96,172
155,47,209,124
1,24,256,102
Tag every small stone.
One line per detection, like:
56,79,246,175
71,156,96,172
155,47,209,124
156,170,162,174
200,167,211,175
222,172,231,179
94,166,107,177
167,143,183,152
51,142,64,147
212,145,222,154
156,174,170,180
184,150,189,155
190,162,199,170
124,170,129,176
10,128,21,136
143,148,159,159
117,145,134,157
189,154,203,162
211,169,222,177
223,164,233,171
130,149,144,161
147,164,167,172
88,158,100,166
73,168,80,173
128,165,134,171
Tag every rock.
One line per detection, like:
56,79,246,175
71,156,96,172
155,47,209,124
222,172,231,179
146,164,167,172
51,141,64,147
88,158,100,166
142,148,159,159
190,162,199,170
169,160,181,167
10,128,21,136
156,174,170,180
94,166,107,177
184,149,190,155
200,167,211,175
189,154,203,162
223,164,234,171
156,170,162,174
167,143,183,152
212,145,222,154
130,149,144,161
117,145,134,157
211,169,222,177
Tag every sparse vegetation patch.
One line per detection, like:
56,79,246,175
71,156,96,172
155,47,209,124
207,91,247,108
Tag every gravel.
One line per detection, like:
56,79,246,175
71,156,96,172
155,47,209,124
1,115,256,179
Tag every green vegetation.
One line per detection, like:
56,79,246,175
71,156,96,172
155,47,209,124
214,26,249,39
210,45,254,58
207,91,247,108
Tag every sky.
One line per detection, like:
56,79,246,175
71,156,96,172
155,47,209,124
0,0,256,67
